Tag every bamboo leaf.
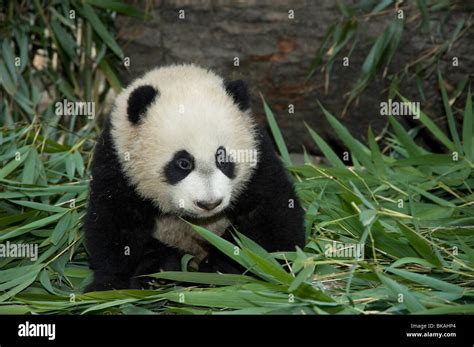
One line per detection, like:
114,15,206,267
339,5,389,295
319,101,374,171
387,267,463,294
261,94,292,166
85,0,146,18
149,272,255,286
376,272,425,313
438,71,462,152
305,122,345,168
8,200,68,213
75,3,124,59
462,86,473,161
399,94,455,150
397,222,443,268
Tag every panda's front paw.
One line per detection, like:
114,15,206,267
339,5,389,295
129,275,155,289
199,254,243,274
130,255,182,289
84,275,129,292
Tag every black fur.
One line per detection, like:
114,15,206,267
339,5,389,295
215,146,235,179
84,118,185,291
127,85,159,124
84,82,304,292
225,80,250,111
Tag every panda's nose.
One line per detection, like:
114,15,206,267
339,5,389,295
195,199,223,211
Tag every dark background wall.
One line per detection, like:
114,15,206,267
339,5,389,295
116,0,473,154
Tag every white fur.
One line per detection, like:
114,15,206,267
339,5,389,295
154,215,230,260
110,64,258,218
172,168,232,217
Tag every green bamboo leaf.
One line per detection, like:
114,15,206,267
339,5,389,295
438,71,462,152
8,200,68,213
234,231,281,268
288,263,315,292
0,267,41,302
0,212,67,240
367,126,385,176
399,94,454,150
371,0,393,13
392,154,454,166
305,122,345,168
85,0,146,18
0,264,40,282
162,287,289,309
462,86,473,161
388,116,424,157
0,211,36,227
75,3,124,59
2,39,17,82
121,305,156,315
73,151,85,177
14,92,35,118
302,146,313,164
0,147,30,179
21,147,38,184
306,24,336,81
82,298,138,314
0,57,15,95
50,21,78,63
416,0,430,33
0,305,30,314
149,272,255,286
387,268,463,294
376,272,425,313
188,223,259,276
359,209,377,226
51,212,72,245
39,269,56,294
261,94,292,166
408,185,456,208
17,31,29,73
319,101,374,171
415,305,474,314
390,257,435,269
98,58,122,93
65,154,76,179
456,238,474,265
397,222,443,268
346,20,403,108
243,248,294,285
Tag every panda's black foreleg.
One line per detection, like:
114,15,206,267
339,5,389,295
84,231,147,292
129,239,184,289
198,229,246,274
233,202,305,253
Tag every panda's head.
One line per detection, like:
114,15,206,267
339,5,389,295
110,64,258,218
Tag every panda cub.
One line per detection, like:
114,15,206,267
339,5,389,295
85,64,305,291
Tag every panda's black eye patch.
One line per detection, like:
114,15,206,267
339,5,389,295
215,146,235,179
164,150,194,185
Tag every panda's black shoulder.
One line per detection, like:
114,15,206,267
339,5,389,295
231,125,297,211
85,118,158,230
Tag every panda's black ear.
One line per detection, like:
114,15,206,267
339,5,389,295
225,80,250,111
127,85,159,124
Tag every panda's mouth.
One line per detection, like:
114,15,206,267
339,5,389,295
186,211,226,224
184,209,225,220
